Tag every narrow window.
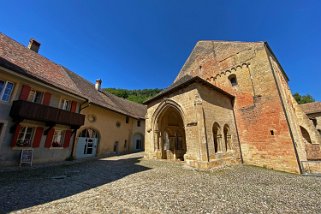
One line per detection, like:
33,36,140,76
124,140,127,148
137,120,141,127
28,90,43,104
228,74,238,87
270,130,274,135
52,130,65,147
0,80,14,102
60,99,72,111
114,141,119,153
213,123,221,153
16,126,35,147
126,116,129,124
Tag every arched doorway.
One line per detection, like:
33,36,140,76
132,133,144,152
155,105,186,161
76,128,100,158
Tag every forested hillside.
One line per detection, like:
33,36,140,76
104,88,162,104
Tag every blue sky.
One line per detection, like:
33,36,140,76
1,0,320,100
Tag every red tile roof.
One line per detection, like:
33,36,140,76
0,33,146,119
300,102,321,115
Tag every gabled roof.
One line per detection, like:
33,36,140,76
300,102,321,115
0,33,146,119
144,75,234,104
174,40,289,83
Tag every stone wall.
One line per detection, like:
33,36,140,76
173,41,301,173
145,82,240,169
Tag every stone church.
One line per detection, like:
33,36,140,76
144,41,321,174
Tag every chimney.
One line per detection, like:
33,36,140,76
28,38,41,53
95,79,102,91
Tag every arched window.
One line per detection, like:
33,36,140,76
224,124,232,151
300,126,312,144
213,123,222,153
228,74,238,87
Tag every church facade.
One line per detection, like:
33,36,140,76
144,41,321,174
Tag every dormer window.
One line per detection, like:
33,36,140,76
228,74,238,87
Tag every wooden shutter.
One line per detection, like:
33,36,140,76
63,130,72,148
70,101,77,112
19,85,31,100
42,92,51,105
44,128,55,148
32,127,44,148
11,124,21,147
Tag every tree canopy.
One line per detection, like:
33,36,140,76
293,93,315,104
104,88,162,104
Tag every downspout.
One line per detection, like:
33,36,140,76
265,45,303,174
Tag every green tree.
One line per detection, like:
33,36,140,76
105,88,162,104
293,92,315,104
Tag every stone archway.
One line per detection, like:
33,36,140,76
154,105,186,161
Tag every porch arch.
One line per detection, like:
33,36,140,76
152,100,187,161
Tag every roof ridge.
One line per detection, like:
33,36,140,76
0,32,63,68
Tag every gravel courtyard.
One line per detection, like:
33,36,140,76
1,153,321,214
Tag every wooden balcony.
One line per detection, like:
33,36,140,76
10,100,85,128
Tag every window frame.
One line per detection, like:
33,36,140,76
51,129,66,147
28,89,44,104
16,126,35,147
0,80,15,102
59,98,72,111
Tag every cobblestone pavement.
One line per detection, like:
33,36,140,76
1,153,321,214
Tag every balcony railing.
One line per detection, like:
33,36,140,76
10,100,85,128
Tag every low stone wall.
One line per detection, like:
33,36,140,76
302,161,321,174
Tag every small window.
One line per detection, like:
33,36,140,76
0,80,14,102
114,141,119,153
16,126,35,147
124,140,127,148
52,130,65,147
126,116,129,124
137,120,141,127
270,130,274,135
60,99,72,111
228,74,238,87
28,90,43,104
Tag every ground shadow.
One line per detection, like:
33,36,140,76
0,155,150,213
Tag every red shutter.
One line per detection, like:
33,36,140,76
32,127,44,148
11,124,21,147
19,85,31,100
63,130,72,148
42,92,51,105
70,101,77,112
45,128,55,148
